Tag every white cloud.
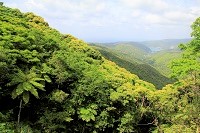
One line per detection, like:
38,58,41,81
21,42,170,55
24,0,46,11
121,0,169,11
143,14,163,24
131,10,141,17
164,11,193,23
2,0,200,41
190,7,200,16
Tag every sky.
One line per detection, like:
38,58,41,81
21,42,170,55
2,0,200,42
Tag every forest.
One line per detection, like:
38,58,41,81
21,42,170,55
90,44,175,89
0,4,199,133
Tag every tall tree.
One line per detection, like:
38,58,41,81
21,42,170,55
7,68,45,130
169,17,200,132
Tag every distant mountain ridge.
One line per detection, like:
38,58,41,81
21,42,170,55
141,38,191,51
91,41,151,52
89,41,151,61
89,39,191,53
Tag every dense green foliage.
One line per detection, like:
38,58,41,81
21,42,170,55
91,40,187,78
0,5,199,133
145,50,181,77
90,42,151,62
90,39,189,76
91,45,174,89
0,5,156,132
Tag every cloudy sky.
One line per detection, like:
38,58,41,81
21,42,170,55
2,0,200,42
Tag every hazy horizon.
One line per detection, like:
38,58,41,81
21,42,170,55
87,38,192,44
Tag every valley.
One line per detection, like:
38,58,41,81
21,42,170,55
90,39,189,86
0,3,199,133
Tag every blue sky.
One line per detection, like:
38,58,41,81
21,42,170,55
2,0,200,42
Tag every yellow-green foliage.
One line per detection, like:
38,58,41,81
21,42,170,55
0,4,156,132
0,4,199,133
148,51,181,77
92,45,175,89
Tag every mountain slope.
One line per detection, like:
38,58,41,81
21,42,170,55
91,40,184,78
145,50,182,76
90,41,151,62
0,4,198,133
0,4,157,132
91,45,174,89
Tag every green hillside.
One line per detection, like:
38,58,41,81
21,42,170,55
145,50,182,76
0,4,199,133
0,4,156,132
91,41,183,78
91,41,151,62
91,45,174,89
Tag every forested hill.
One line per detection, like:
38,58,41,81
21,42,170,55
90,40,187,78
0,4,199,132
91,42,151,52
145,50,182,76
90,42,151,61
91,44,174,89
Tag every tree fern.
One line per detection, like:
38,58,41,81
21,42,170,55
8,69,45,103
7,68,47,129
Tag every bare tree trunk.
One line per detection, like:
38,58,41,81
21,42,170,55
17,99,22,131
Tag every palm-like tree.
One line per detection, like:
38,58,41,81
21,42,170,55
7,69,46,128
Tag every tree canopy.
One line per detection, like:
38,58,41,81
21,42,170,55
0,4,199,133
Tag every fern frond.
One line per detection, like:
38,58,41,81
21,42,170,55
22,82,34,91
30,81,45,91
32,77,45,81
16,83,24,95
29,88,39,98
44,75,51,83
27,72,37,80
23,91,30,104
11,89,18,99
7,70,26,86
